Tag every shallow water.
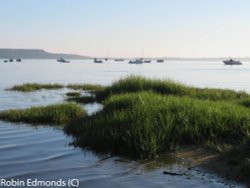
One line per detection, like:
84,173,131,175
0,59,248,187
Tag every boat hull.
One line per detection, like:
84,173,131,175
223,60,242,65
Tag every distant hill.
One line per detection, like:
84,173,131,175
0,49,90,59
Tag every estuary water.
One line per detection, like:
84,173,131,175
0,59,249,188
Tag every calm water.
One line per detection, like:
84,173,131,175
0,59,248,188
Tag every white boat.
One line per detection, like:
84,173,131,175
94,58,103,63
128,59,143,64
223,59,242,65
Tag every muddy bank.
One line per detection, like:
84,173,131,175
172,146,249,187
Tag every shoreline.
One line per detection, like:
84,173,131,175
172,146,249,187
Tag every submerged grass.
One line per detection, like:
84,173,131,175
65,91,81,97
65,92,250,159
94,76,249,102
7,83,64,92
0,103,86,125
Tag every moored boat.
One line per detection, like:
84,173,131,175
156,59,164,63
57,58,70,63
114,58,125,62
128,59,143,64
94,58,103,63
223,59,242,65
143,60,151,63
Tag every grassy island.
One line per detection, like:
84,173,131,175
65,92,250,158
6,83,64,92
0,103,85,125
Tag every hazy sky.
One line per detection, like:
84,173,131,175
0,0,250,58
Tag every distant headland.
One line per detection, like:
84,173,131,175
0,49,90,59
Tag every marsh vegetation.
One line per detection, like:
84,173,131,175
6,83,64,92
65,92,250,158
7,83,106,92
0,103,85,125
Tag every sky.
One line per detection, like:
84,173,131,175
0,0,250,58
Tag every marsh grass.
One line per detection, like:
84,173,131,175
7,83,64,92
94,76,249,102
0,103,86,125
7,83,106,92
65,92,250,158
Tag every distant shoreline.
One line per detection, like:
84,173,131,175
1,48,250,61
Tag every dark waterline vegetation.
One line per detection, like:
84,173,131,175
0,103,85,125
66,95,96,104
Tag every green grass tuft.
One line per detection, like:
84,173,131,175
0,103,86,125
65,92,250,159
